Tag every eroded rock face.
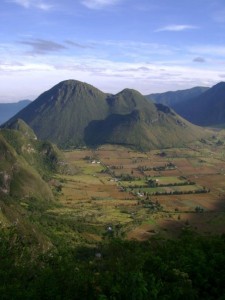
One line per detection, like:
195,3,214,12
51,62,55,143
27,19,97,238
0,171,11,194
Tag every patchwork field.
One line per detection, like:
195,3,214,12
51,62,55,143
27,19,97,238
44,135,225,245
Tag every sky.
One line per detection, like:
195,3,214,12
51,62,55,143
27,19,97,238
1,0,225,102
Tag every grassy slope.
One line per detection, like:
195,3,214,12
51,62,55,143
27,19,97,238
0,124,64,251
0,128,56,200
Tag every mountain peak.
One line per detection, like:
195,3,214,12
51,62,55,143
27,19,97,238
57,79,90,88
46,79,106,104
118,88,143,97
55,79,103,93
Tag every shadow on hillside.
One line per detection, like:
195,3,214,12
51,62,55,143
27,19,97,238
152,194,225,238
84,110,140,147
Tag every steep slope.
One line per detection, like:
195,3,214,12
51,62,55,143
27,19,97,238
146,86,208,108
85,91,205,150
6,118,37,139
174,82,225,126
4,80,207,150
0,124,64,252
0,100,31,125
4,80,109,148
0,120,61,199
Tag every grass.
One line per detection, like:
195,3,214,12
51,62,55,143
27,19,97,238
154,176,187,185
120,179,147,187
0,209,10,225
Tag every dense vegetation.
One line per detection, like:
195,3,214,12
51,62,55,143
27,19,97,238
1,229,225,299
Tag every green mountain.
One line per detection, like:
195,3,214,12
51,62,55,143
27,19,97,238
4,80,207,150
0,100,31,125
146,86,208,107
0,121,63,250
0,119,62,199
174,82,225,126
4,80,108,148
84,90,206,150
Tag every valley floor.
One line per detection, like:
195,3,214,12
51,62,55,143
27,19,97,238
42,133,225,247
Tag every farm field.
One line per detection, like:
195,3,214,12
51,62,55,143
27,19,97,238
44,135,225,245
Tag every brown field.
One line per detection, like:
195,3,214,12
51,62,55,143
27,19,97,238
51,140,225,244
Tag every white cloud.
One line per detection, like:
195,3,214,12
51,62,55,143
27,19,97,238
0,61,54,72
189,45,225,57
0,52,222,101
36,2,53,11
8,0,54,10
1,39,224,101
90,40,179,61
81,0,120,9
155,25,198,32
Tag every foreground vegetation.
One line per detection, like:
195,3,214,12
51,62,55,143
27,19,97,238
1,125,225,299
1,228,225,299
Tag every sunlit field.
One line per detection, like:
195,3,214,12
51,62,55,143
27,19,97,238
43,134,225,245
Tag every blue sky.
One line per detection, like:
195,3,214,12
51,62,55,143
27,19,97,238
1,0,225,102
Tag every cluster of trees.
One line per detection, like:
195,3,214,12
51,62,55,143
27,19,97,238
1,228,225,299
139,199,162,211
111,165,124,170
119,173,137,181
152,181,196,187
149,188,210,196
138,163,176,173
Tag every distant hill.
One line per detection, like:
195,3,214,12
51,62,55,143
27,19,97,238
3,80,208,150
173,82,225,126
146,83,225,127
146,86,209,107
0,100,31,125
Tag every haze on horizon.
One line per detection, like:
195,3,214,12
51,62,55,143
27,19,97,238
1,0,225,102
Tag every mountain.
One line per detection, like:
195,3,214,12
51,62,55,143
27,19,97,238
0,121,64,250
173,82,225,127
3,80,207,150
146,86,209,107
0,100,31,125
146,83,225,127
84,90,205,150
0,119,61,199
4,80,108,148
